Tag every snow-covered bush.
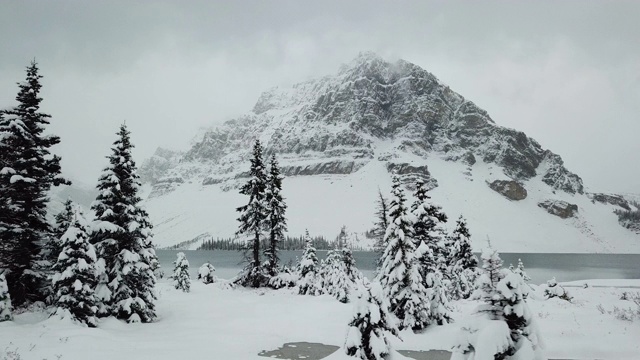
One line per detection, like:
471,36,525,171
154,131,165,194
345,282,399,360
542,277,572,302
197,262,217,284
453,247,545,360
268,266,297,289
0,273,12,321
297,230,321,295
173,252,191,292
50,208,98,327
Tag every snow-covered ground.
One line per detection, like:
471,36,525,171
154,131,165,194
2,278,639,360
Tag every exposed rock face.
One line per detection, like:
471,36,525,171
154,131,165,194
386,162,438,190
148,175,185,198
139,148,183,185
538,200,579,219
143,52,584,198
589,193,631,210
488,180,527,201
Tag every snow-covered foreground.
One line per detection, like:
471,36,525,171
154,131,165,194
1,279,640,360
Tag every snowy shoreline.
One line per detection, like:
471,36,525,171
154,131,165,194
1,278,639,360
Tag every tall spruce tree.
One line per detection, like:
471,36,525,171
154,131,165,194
235,140,268,287
376,176,430,331
91,124,157,323
0,61,69,306
264,154,287,277
411,180,451,325
372,189,389,255
50,207,98,327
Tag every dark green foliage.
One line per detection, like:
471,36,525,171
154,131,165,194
198,234,331,251
264,154,287,277
0,61,69,306
372,189,389,255
235,140,269,287
91,124,157,323
50,209,97,327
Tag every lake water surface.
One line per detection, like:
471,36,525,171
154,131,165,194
156,250,640,285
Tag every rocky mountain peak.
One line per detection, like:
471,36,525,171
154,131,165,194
144,53,585,195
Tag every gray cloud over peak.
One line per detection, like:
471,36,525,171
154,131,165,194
0,1,638,193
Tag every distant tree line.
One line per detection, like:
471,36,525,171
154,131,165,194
198,235,332,251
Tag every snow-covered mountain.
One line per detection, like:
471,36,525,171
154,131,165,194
140,52,640,252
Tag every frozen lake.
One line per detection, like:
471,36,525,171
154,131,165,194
156,250,640,284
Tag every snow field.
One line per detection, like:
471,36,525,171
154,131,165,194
2,279,640,359
144,154,640,253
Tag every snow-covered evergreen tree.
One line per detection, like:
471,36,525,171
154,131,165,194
411,180,448,274
50,207,98,327
513,259,531,283
298,230,320,295
264,154,287,277
345,282,399,360
376,176,431,330
372,189,389,255
0,273,12,321
543,277,571,301
235,140,268,288
447,216,479,300
90,124,157,323
336,225,349,249
198,262,217,284
173,252,191,292
453,246,545,360
53,199,75,239
0,62,69,306
319,249,351,303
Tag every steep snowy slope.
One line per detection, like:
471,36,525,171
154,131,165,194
141,53,640,252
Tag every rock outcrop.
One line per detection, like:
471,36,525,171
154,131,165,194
538,200,579,219
488,180,527,201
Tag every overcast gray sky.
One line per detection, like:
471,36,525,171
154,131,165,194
0,1,638,194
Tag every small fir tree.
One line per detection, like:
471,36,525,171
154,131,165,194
90,124,158,323
173,252,191,292
447,216,479,300
0,61,70,306
376,176,431,330
345,282,399,360
513,258,531,283
235,140,268,287
50,207,98,327
0,273,13,321
298,230,320,295
197,262,217,284
264,154,287,277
